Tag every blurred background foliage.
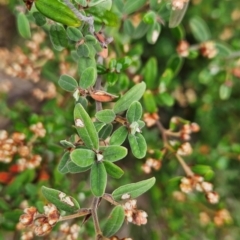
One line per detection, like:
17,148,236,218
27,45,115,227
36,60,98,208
0,0,240,239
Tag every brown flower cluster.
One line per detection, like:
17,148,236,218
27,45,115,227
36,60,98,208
19,204,60,237
200,41,218,59
0,31,53,83
122,199,148,226
199,209,232,227
0,123,45,171
180,175,219,204
180,122,200,141
142,158,161,174
52,222,80,240
176,40,190,57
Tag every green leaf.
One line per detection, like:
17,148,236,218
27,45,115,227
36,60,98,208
103,161,124,179
159,68,174,86
123,0,146,15
215,42,233,57
59,74,78,92
112,177,156,201
58,151,70,174
59,140,76,148
101,146,127,162
41,186,80,213
219,84,232,100
147,21,161,44
17,13,31,39
169,1,189,28
49,24,68,51
95,110,116,124
79,67,97,89
166,55,183,77
126,101,142,123
157,92,175,106
141,57,158,89
99,123,113,140
132,21,150,39
74,103,99,150
86,6,118,26
78,57,96,75
128,133,147,159
192,165,214,180
70,149,95,167
109,126,128,146
189,16,211,42
94,122,106,132
89,0,112,10
67,27,83,41
90,162,107,197
143,90,157,113
68,161,91,173
33,12,46,26
143,11,156,24
113,82,146,114
102,206,125,237
77,44,90,57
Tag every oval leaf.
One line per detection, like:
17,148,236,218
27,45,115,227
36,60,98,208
17,13,31,39
99,123,113,140
67,26,83,41
70,149,95,167
95,110,116,124
102,206,125,237
59,74,78,92
78,57,96,75
109,126,128,146
74,103,99,150
189,16,211,42
113,82,146,114
49,24,68,51
79,67,97,89
128,133,147,159
126,101,142,124
41,186,80,213
58,151,70,174
90,162,107,197
101,146,128,162
123,0,146,15
169,1,189,28
112,177,156,201
68,161,91,173
103,161,124,179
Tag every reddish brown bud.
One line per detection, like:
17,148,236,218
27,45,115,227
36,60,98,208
90,90,118,102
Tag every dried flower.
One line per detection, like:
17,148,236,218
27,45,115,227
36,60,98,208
200,41,218,59
206,191,219,204
177,142,193,156
199,212,211,226
30,122,46,138
176,40,190,57
143,113,159,127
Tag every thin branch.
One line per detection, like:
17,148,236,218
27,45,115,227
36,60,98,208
58,208,91,222
155,120,168,146
175,154,194,177
91,197,102,237
103,193,120,206
63,0,95,34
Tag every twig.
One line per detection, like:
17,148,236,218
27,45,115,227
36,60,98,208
103,193,119,206
91,197,102,237
63,0,95,34
58,208,91,222
175,154,194,177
